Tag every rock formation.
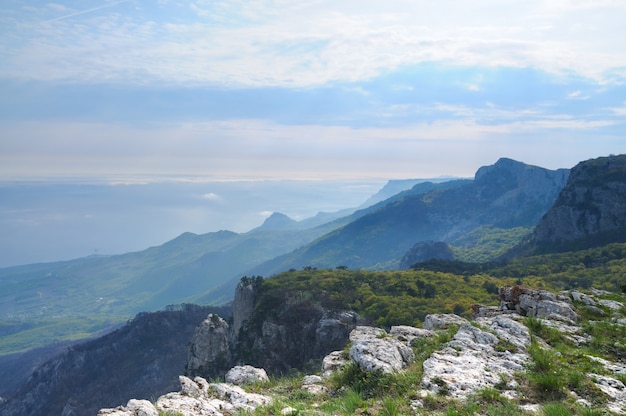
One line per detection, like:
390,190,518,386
527,154,626,252
97,375,271,416
185,278,359,380
186,314,231,377
100,285,626,415
348,326,415,373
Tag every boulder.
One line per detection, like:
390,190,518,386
348,326,415,374
321,351,349,377
302,375,328,395
225,365,269,385
423,314,469,330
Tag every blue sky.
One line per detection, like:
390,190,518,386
1,0,626,181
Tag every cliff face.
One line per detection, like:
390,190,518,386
530,154,626,251
186,279,358,379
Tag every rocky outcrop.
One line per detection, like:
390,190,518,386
348,327,415,374
98,375,271,416
231,278,259,342
499,286,578,322
186,278,358,379
528,154,626,252
101,286,626,415
187,314,231,377
420,317,529,400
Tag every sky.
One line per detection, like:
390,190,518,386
1,1,626,267
1,0,625,182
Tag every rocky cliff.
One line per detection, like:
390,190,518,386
526,154,626,253
186,278,359,380
99,286,626,415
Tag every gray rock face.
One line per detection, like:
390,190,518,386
531,154,626,247
423,314,470,330
237,305,358,374
225,365,269,385
499,286,578,322
348,327,415,374
231,279,258,340
187,314,231,377
421,317,529,400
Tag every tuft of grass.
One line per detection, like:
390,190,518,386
530,371,565,400
542,402,572,416
380,396,403,416
477,386,504,404
341,388,366,414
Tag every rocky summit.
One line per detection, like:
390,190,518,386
98,285,626,415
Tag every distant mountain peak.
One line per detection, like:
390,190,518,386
258,212,298,230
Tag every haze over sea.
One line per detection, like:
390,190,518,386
0,178,385,268
2,1,626,266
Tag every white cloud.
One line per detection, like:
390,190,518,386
201,192,221,201
609,102,626,116
2,0,625,86
567,90,590,100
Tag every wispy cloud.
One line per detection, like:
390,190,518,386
43,1,129,23
2,0,625,86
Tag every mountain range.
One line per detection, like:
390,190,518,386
0,156,626,415
0,157,578,358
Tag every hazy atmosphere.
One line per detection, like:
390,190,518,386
1,0,626,265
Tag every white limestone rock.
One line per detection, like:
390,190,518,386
423,314,469,330
209,382,271,410
599,299,625,311
349,326,415,374
97,399,158,416
476,314,531,351
390,325,434,345
590,374,626,414
421,321,528,400
224,365,269,385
